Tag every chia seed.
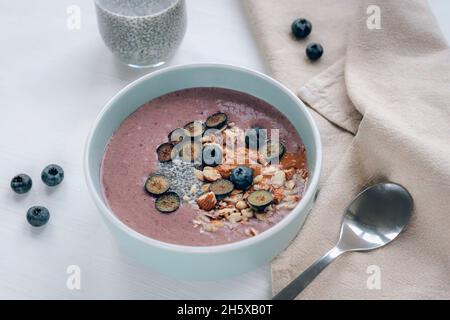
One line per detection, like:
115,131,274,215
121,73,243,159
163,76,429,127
157,159,203,202
95,0,187,67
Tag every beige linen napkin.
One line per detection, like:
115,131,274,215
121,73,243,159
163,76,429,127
245,0,450,299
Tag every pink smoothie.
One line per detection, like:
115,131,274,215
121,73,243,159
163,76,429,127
101,88,307,246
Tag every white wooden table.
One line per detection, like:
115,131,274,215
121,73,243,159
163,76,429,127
0,0,448,299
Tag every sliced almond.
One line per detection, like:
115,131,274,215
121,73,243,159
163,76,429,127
285,180,296,190
230,189,243,196
218,201,228,208
271,170,286,187
277,202,298,209
235,200,248,210
253,175,264,184
261,166,278,176
216,164,236,179
298,168,308,179
193,168,204,181
244,227,259,237
224,193,243,204
255,213,268,221
211,220,224,227
283,187,299,196
195,214,210,223
272,187,284,204
227,211,243,223
284,168,295,180
196,192,217,211
283,195,300,203
203,166,221,182
253,182,269,191
202,223,219,232
216,207,237,217
241,208,255,219
257,153,268,166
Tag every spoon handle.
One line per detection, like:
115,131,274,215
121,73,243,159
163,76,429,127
272,246,344,300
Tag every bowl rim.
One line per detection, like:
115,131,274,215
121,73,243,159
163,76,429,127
84,63,322,254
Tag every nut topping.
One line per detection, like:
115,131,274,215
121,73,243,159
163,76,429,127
196,192,217,211
202,166,222,182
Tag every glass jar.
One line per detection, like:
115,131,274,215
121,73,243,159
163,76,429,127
95,0,187,68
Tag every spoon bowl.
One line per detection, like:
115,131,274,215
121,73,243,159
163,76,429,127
273,182,413,300
337,182,413,252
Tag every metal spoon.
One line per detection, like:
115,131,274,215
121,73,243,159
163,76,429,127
273,182,413,300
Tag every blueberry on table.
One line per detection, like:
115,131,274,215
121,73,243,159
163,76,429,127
306,43,324,61
291,18,312,39
230,166,254,190
41,164,64,187
10,174,32,194
26,206,50,227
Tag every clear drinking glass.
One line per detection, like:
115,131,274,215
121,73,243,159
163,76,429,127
95,0,187,68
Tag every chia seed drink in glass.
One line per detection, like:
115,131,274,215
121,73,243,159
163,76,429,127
95,0,187,68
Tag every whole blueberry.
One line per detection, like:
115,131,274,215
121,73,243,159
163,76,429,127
291,18,312,39
230,166,254,190
306,43,324,61
245,127,267,150
10,174,32,194
41,164,64,187
26,206,50,227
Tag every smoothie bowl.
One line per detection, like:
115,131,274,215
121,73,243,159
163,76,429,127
84,64,321,279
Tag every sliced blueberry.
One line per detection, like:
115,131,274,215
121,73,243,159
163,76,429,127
145,173,170,197
230,166,254,190
209,179,234,199
306,43,323,61
41,164,64,187
155,192,180,214
10,174,32,194
184,121,205,138
157,142,175,163
248,190,274,211
168,128,187,144
245,127,267,150
291,18,312,39
205,112,228,129
26,206,50,227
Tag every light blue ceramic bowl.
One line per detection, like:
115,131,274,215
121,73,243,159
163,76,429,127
84,64,322,280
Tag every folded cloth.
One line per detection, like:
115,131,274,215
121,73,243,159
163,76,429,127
245,0,450,299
